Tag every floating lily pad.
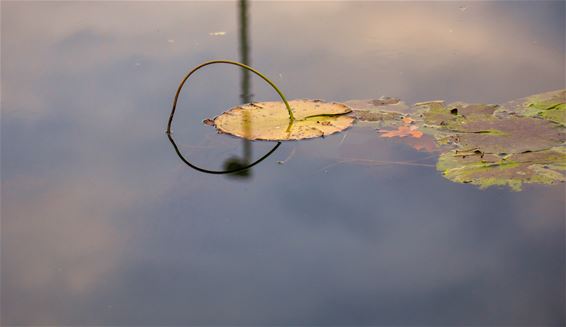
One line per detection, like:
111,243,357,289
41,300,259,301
413,95,565,154
343,98,409,129
344,97,409,111
212,99,354,141
332,91,566,191
419,101,498,129
496,89,566,125
351,110,404,123
405,91,566,190
437,147,566,191
443,116,565,154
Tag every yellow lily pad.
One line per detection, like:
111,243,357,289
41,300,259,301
212,99,354,141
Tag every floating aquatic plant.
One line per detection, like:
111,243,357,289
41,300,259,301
167,60,353,141
166,62,565,190
496,89,566,125
437,147,565,191
213,99,354,141
324,90,565,191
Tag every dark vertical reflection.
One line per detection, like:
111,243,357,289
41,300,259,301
239,0,251,105
167,9,281,175
224,0,252,178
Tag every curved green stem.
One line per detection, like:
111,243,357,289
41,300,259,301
167,60,294,134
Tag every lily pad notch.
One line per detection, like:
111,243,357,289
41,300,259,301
166,60,295,135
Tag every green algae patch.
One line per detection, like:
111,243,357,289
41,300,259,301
437,147,566,191
496,89,566,125
212,99,354,141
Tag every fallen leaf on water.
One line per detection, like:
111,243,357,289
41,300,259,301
379,114,424,140
379,125,423,138
402,116,414,124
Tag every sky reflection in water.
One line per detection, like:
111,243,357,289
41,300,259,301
1,1,565,325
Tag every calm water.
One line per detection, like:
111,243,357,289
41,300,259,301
2,1,565,325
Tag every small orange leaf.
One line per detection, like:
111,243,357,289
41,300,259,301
402,116,414,124
379,125,423,138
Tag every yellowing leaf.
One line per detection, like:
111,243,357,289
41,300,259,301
212,99,354,141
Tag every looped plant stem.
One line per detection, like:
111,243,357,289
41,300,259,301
167,60,294,134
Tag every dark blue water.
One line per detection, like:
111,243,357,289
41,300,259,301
2,1,565,325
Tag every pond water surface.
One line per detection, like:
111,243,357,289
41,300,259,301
1,1,565,325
